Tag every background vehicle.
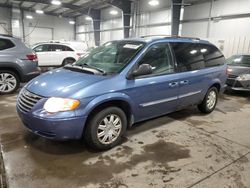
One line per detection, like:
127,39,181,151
226,55,250,91
0,35,39,94
17,37,227,150
32,41,88,67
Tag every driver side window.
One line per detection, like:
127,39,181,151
137,43,174,76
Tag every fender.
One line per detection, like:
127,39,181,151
0,61,24,80
76,92,136,118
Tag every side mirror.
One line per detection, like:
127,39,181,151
131,64,153,78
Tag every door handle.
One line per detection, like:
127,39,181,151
169,82,179,87
180,80,189,85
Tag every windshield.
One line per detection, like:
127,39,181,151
227,55,250,67
74,41,145,75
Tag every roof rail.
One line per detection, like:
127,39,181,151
140,35,200,40
0,34,13,38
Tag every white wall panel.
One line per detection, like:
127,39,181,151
183,2,210,20
181,22,208,38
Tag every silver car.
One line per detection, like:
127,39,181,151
0,35,40,94
226,55,250,91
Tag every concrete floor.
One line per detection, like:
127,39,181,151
0,91,250,188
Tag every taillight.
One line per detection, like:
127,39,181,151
26,53,38,61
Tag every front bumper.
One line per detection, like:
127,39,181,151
17,106,87,140
226,78,250,91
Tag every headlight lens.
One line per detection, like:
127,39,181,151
237,74,250,81
44,97,80,113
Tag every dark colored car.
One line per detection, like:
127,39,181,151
226,55,250,91
0,35,39,94
17,37,227,150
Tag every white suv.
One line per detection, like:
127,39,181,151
32,41,88,66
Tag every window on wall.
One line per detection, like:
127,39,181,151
137,43,174,76
0,39,15,51
171,42,205,72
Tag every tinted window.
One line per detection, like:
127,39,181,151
34,44,49,52
63,45,74,51
137,43,174,76
0,39,15,50
227,55,250,67
171,42,205,71
199,44,225,67
49,44,64,52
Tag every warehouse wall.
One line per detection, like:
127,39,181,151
181,0,250,57
11,8,74,46
0,7,12,35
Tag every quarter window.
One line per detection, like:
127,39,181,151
0,39,15,50
136,43,174,76
171,42,205,72
199,44,225,67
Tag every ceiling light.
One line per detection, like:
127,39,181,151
26,15,33,19
51,0,61,5
148,0,159,6
35,10,44,14
85,16,92,21
109,10,118,15
69,20,75,25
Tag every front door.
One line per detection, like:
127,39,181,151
125,42,179,121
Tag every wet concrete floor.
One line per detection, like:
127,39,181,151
0,91,250,188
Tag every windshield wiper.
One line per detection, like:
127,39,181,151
80,63,107,75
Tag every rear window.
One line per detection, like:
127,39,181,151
171,42,205,71
0,39,15,50
171,42,225,72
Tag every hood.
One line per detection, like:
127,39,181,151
228,65,250,76
25,68,106,98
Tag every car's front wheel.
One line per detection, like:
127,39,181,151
84,107,127,150
0,70,20,94
198,87,218,114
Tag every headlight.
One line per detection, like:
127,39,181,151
44,97,80,113
237,74,250,81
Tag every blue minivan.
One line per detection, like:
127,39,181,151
17,37,227,150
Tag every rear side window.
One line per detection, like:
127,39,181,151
171,42,205,72
199,44,225,67
49,44,64,52
33,44,49,52
63,46,74,51
0,39,15,50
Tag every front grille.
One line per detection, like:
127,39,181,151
17,89,43,113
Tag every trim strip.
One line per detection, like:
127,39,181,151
179,90,202,99
140,90,202,107
140,96,178,107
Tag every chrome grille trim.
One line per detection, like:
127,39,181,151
17,89,43,113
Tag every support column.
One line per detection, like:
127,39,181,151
89,9,101,46
171,0,182,36
110,0,132,38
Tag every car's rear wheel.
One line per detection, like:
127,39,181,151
198,87,218,114
84,107,127,150
0,70,20,94
62,58,75,66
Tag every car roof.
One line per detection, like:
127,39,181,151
115,36,211,45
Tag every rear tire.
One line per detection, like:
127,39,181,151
198,87,218,114
84,107,127,151
0,70,20,94
62,58,75,66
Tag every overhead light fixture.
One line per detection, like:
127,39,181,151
51,0,61,5
69,20,75,25
26,15,33,19
35,10,44,14
148,0,159,6
85,16,92,21
109,10,118,15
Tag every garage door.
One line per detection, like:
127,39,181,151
28,27,53,45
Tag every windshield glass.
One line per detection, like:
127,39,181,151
227,55,250,67
74,41,145,75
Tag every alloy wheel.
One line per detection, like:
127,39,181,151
0,73,17,93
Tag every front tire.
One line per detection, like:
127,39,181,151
198,87,218,114
84,107,127,150
0,70,20,94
